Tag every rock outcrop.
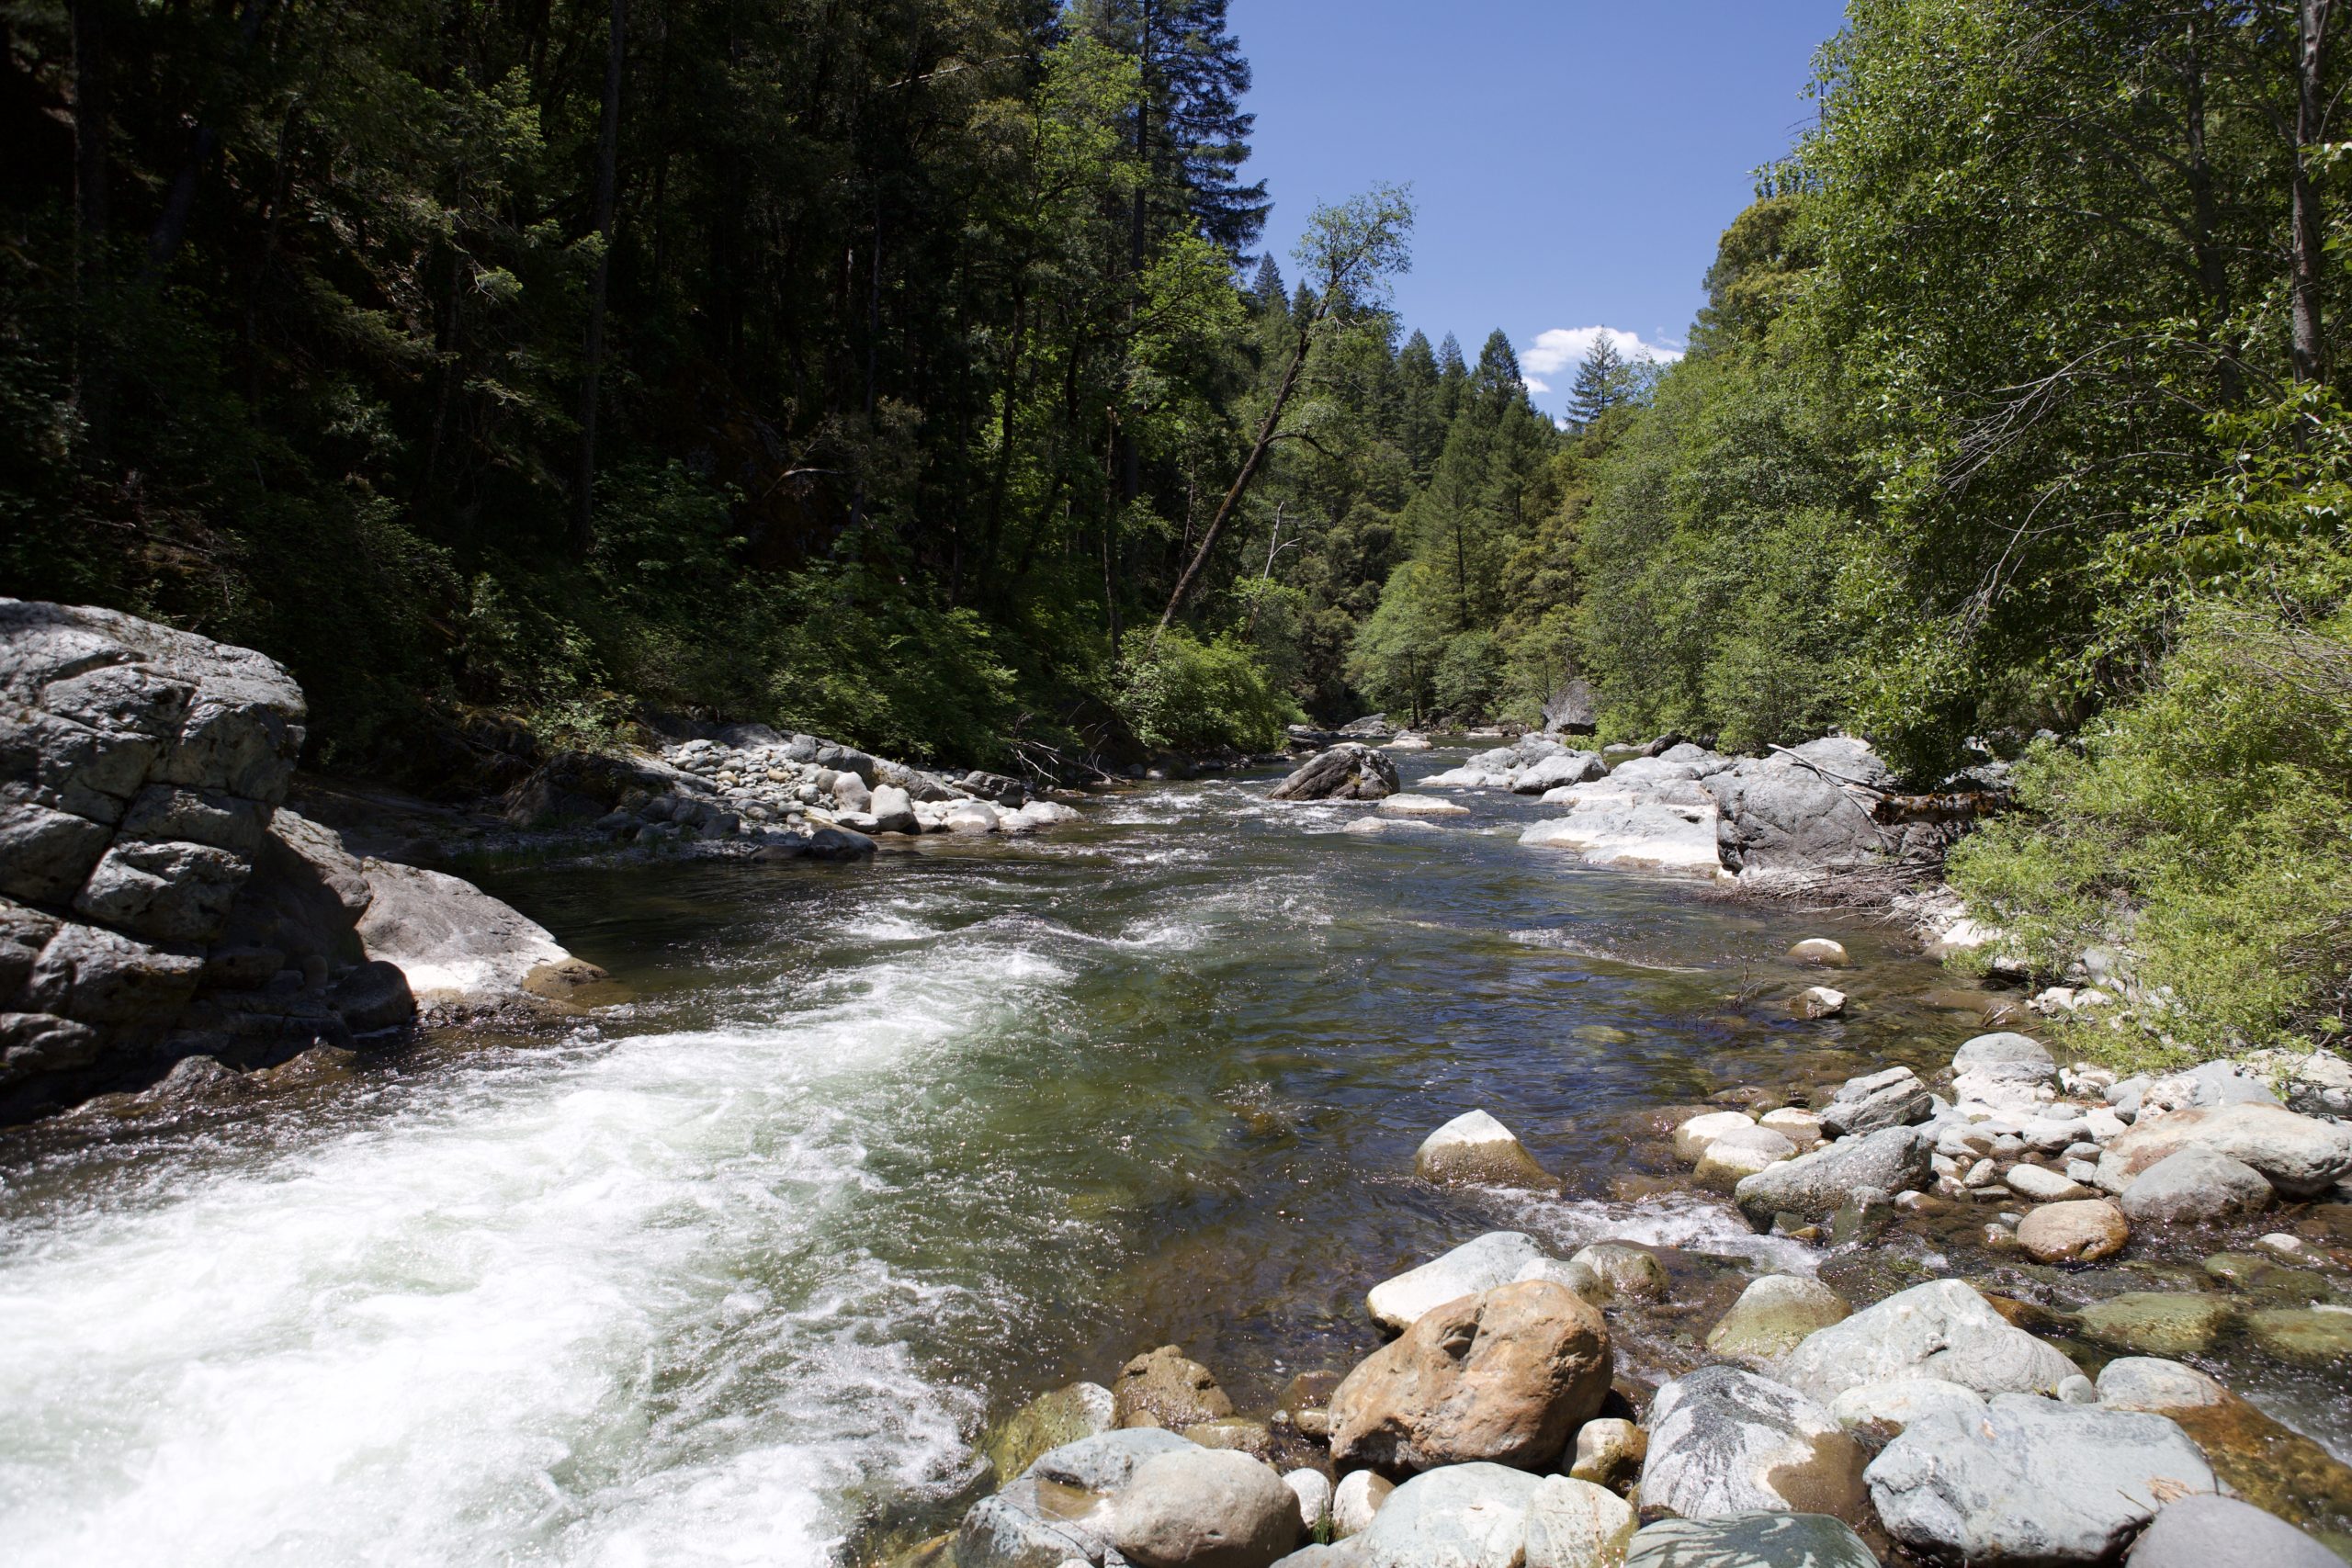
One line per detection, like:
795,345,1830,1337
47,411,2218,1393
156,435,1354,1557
0,599,604,1119
1268,744,1398,802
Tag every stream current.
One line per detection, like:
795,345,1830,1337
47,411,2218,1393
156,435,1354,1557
1,752,2346,1566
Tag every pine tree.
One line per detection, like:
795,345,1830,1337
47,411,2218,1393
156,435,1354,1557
1081,0,1271,256
1436,332,1468,423
1250,254,1284,310
1566,335,1636,428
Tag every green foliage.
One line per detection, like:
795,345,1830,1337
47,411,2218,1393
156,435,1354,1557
1950,604,2352,1056
1112,629,1295,754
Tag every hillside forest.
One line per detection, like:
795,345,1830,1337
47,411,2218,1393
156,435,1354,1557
5,0,2352,1055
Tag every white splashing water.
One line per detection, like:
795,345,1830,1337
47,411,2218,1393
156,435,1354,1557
0,942,1076,1568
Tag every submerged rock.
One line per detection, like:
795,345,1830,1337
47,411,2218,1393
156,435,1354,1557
1114,1346,1235,1430
986,1382,1115,1483
2076,1293,2236,1357
1703,1275,1851,1367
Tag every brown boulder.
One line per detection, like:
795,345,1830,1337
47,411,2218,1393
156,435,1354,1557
1114,1345,1236,1429
1329,1280,1611,1474
2017,1199,2130,1263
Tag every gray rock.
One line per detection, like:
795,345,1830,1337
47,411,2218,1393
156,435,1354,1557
1269,745,1398,803
1283,1471,1332,1538
1623,1514,1879,1568
1512,751,1606,795
0,1009,104,1087
1780,1279,2083,1404
2127,1494,2343,1568
867,784,919,835
2119,1145,2277,1225
2178,1061,2283,1108
0,801,115,903
1030,1427,1195,1494
1733,1123,1933,1225
1640,1364,1869,1523
2096,1102,2352,1198
1331,1471,1392,1540
1866,1393,2220,1565
1826,1378,1987,1439
355,860,573,1007
1108,1447,1300,1568
1414,1109,1555,1190
2093,1357,2230,1414
74,840,250,942
1953,1032,2057,1085
1819,1066,1932,1138
25,919,204,1025
1351,1463,1541,1568
807,825,879,860
1363,1231,1594,1331
954,1485,1102,1568
1566,1242,1670,1303
1711,743,1896,876
327,959,415,1033
1522,1476,1635,1568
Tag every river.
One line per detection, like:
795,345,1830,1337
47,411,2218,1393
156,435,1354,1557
1,751,2345,1565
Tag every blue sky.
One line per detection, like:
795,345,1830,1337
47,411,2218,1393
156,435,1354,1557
1229,1,1849,418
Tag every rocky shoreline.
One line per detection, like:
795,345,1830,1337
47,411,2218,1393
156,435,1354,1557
911,1001,2352,1568
0,599,1095,1122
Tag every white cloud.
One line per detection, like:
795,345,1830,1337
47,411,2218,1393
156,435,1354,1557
1521,325,1685,378
1521,377,1551,395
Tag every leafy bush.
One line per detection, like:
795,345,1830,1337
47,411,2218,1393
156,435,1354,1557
1948,603,2352,1058
1113,628,1297,753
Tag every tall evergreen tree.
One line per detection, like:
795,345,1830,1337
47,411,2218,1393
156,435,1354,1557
1566,335,1637,428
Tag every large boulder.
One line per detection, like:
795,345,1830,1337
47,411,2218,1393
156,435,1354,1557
1710,740,1898,879
1107,1447,1301,1568
1513,751,1606,795
1329,1279,1612,1473
1364,1231,1596,1332
2118,1143,2277,1234
1733,1124,1934,1226
956,1428,1191,1568
1414,1110,1556,1190
1952,1032,2057,1085
2126,1494,2346,1568
1779,1280,2083,1404
1520,774,1724,876
2095,1102,2352,1198
1866,1395,2219,1565
1351,1463,1543,1568
1639,1365,1870,1523
353,859,578,1007
1623,1514,1879,1568
1269,745,1397,803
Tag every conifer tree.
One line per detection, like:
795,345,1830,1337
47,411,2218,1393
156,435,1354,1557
1566,335,1636,428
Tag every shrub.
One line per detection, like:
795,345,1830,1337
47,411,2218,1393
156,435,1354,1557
1113,628,1296,753
1948,602,2352,1058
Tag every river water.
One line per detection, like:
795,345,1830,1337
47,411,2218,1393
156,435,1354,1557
0,753,2344,1566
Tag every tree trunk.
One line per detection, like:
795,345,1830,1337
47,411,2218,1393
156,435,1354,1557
572,0,626,556
2290,0,2334,385
1154,321,1311,640
70,0,114,458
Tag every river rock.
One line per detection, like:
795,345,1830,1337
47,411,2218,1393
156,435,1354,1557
1182,1418,1274,1459
1704,1275,1851,1366
1865,1394,2220,1566
354,860,575,1005
1329,1279,1611,1473
1713,739,1901,878
1675,1110,1757,1164
1520,775,1724,875
1414,1110,1555,1190
1760,1107,1825,1149
1351,1463,1541,1568
2096,1102,2352,1198
2004,1163,2095,1202
1365,1232,1597,1331
2127,1495,2346,1568
1819,1065,1931,1138
1514,752,1608,795
2094,1357,2230,1413
1826,1378,1986,1439
2118,1145,2278,1224
1283,1470,1330,1537
1524,1476,1636,1568
1332,1470,1392,1540
1269,745,1396,803
956,1428,1193,1568
866,784,918,834
2016,1199,2130,1263
1696,1124,1798,1188
1376,794,1469,817
1787,939,1849,967
1952,1032,2057,1085
1641,1364,1869,1523
1114,1346,1235,1430
1108,1447,1300,1568
1623,1513,1879,1568
1791,986,1846,1020
2076,1293,2235,1357
1780,1279,2083,1404
941,801,1001,835
2245,1306,2352,1365
1566,1242,1669,1303
986,1382,1115,1482
1569,1418,1647,1493
1733,1124,1933,1225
